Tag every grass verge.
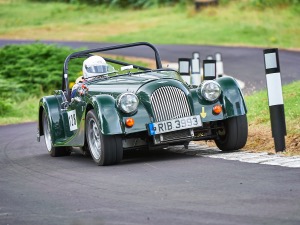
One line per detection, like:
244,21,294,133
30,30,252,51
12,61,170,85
0,1,299,49
205,80,300,156
0,96,39,125
243,81,300,155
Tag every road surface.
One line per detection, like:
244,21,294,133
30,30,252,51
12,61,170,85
0,123,300,225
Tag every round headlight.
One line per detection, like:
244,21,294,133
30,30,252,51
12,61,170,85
117,93,139,114
200,81,221,102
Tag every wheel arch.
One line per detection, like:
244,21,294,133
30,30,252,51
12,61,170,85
37,96,65,144
217,76,247,118
87,95,123,135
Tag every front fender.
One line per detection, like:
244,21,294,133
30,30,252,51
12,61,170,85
217,76,247,118
38,95,65,143
90,95,123,135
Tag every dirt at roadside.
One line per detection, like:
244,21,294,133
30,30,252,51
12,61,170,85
202,123,300,156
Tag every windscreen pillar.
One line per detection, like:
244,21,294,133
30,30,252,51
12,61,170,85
263,48,286,152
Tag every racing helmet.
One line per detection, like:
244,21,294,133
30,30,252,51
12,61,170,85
82,55,108,79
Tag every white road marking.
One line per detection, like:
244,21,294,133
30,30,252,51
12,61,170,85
168,142,300,168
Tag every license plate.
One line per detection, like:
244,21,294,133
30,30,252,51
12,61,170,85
148,115,202,135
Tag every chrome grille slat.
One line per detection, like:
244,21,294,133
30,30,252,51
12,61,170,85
151,86,191,122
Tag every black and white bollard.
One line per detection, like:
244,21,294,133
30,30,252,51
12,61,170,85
215,52,224,77
191,53,201,85
263,48,286,152
193,52,200,60
178,58,191,84
203,59,216,80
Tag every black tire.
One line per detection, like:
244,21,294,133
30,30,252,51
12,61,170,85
85,109,123,166
42,111,71,157
214,115,248,151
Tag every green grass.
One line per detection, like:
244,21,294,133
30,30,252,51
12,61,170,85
0,96,39,125
245,81,300,135
244,80,300,154
0,1,299,48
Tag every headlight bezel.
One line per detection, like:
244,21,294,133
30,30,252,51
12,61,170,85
198,80,222,102
117,93,139,114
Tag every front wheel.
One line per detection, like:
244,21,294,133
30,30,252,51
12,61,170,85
42,110,71,157
214,115,248,151
85,110,123,166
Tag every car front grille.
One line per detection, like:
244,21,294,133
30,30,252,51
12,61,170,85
151,86,191,122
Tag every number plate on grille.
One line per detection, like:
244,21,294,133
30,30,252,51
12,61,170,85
148,115,202,135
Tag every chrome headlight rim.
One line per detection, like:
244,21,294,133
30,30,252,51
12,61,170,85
117,93,139,114
199,80,222,102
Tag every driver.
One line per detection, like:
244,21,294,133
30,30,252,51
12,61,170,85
82,55,108,79
71,55,108,98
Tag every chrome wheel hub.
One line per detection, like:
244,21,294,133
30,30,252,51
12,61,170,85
43,114,52,152
88,118,101,160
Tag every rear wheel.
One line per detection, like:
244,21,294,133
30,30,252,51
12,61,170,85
214,115,248,151
85,109,123,166
42,111,71,157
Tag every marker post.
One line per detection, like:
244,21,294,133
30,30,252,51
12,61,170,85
178,58,191,85
203,60,217,80
191,54,201,86
215,52,224,77
263,48,286,152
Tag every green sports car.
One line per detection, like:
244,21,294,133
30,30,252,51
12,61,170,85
37,42,248,166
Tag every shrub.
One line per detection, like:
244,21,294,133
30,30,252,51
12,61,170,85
30,0,191,8
0,43,82,97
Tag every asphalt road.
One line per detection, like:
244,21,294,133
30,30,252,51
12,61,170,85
1,39,300,94
1,123,300,225
1,40,300,225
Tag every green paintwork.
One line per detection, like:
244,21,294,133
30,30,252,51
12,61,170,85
37,42,247,148
38,71,246,148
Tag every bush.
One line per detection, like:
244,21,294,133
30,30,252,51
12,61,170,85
223,0,299,6
0,43,82,97
30,0,191,8
249,0,299,7
0,43,83,121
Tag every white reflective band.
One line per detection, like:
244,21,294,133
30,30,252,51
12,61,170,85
191,74,201,86
264,52,277,69
266,73,283,106
216,61,224,75
179,61,190,74
64,74,68,78
204,63,215,77
191,59,200,73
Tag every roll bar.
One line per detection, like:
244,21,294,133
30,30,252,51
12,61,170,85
62,42,163,102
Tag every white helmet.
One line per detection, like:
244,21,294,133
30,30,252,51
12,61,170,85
82,55,108,79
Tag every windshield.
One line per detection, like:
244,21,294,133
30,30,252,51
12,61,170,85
84,68,184,84
131,70,183,81
108,67,184,81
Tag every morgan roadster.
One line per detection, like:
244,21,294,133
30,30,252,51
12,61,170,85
37,42,248,165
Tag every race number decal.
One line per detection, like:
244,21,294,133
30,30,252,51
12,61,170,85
67,110,77,131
